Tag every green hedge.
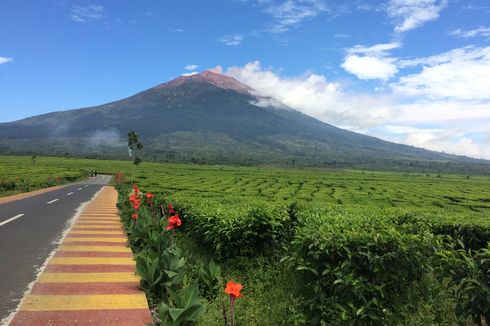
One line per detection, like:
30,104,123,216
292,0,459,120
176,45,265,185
285,207,439,324
431,222,490,250
170,196,293,258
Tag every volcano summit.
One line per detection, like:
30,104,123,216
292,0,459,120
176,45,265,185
0,71,487,171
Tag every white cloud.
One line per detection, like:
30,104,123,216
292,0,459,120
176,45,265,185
450,26,490,38
342,55,398,80
226,61,395,127
342,42,400,80
168,27,185,33
184,64,199,71
219,35,243,46
0,57,13,64
224,60,490,159
70,5,104,23
181,72,198,76
379,125,490,159
392,46,490,100
387,0,447,33
347,42,401,55
263,0,327,33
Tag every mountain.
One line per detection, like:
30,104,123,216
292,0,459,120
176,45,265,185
0,70,488,173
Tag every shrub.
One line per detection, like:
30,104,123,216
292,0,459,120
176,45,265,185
284,206,438,324
437,243,490,325
432,222,490,250
171,197,292,258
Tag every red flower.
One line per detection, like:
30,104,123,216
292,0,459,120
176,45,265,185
224,281,242,299
132,184,139,193
132,213,138,220
168,203,175,214
146,192,153,199
132,201,140,210
165,214,182,231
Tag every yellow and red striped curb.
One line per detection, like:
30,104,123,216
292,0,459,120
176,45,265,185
9,186,153,325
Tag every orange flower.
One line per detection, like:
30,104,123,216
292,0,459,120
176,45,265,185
165,214,182,231
224,281,242,299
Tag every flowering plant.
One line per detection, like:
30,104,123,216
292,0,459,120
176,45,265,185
224,280,242,326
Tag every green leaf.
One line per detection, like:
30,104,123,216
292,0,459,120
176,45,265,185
169,308,186,321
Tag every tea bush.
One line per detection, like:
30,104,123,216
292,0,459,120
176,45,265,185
437,243,490,325
284,206,439,324
432,222,490,250
168,196,293,258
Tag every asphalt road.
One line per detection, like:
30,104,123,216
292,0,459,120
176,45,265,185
0,175,111,322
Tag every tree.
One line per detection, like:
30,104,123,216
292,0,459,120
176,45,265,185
128,131,143,183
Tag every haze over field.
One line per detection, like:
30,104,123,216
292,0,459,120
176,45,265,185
1,0,489,159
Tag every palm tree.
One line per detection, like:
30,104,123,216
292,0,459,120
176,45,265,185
127,131,143,183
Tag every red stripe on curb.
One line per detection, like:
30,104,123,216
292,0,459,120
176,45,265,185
55,251,133,258
31,283,141,295
44,265,136,273
10,309,153,326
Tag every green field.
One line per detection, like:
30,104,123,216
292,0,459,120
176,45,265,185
2,155,490,325
1,155,489,225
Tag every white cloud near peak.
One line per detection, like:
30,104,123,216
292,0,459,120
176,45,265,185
181,72,198,76
224,60,490,159
184,64,199,71
387,0,447,33
226,61,394,128
70,5,104,23
0,57,13,64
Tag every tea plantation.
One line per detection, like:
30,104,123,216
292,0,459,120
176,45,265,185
2,155,490,324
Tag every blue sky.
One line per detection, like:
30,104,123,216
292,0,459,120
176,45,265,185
1,0,489,158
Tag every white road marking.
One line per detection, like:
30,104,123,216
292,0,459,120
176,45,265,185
67,192,74,196
0,214,25,227
47,199,59,204
78,188,83,190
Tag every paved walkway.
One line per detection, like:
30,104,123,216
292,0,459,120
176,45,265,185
8,186,153,325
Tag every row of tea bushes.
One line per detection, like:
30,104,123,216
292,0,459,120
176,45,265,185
169,194,294,258
145,191,489,324
283,207,438,324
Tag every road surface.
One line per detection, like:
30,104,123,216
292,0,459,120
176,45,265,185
0,175,111,322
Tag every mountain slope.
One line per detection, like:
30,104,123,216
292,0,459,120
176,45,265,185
0,71,488,172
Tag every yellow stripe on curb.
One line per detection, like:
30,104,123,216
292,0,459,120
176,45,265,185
73,225,123,229
50,257,134,265
59,245,132,253
77,219,121,222
20,294,148,311
70,230,124,235
75,222,122,225
64,237,127,243
39,272,139,283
